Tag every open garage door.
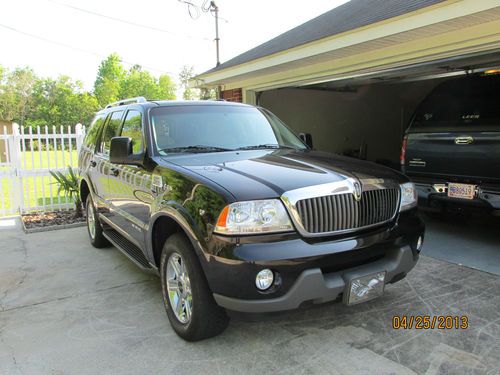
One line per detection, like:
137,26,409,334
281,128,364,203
258,51,500,169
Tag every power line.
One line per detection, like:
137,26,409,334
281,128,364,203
47,0,211,41
0,23,176,76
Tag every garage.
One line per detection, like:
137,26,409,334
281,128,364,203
195,0,500,274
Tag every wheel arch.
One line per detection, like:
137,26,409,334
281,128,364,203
80,177,92,207
148,211,206,269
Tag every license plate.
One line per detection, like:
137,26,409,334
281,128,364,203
448,183,476,200
346,271,386,305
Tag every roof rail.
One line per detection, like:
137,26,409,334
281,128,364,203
105,97,147,109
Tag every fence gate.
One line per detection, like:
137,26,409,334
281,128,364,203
0,123,86,216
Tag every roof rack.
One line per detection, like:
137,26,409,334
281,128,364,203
105,97,147,109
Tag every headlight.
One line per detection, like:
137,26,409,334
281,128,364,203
214,199,293,235
400,182,417,211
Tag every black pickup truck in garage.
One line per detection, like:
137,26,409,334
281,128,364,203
401,73,500,215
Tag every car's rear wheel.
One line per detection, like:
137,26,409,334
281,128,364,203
160,233,228,341
86,194,110,248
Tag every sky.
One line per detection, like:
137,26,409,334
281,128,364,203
0,0,348,96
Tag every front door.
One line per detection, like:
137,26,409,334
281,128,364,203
107,109,151,249
95,110,124,217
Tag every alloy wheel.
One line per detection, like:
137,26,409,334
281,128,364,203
87,202,96,240
166,252,193,324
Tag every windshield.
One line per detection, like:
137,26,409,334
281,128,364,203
150,105,307,155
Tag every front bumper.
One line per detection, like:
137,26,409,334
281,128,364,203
213,245,417,312
200,208,424,312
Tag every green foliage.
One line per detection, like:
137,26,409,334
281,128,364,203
0,53,177,128
49,166,82,216
28,76,99,128
93,53,125,108
157,74,177,100
178,65,216,100
119,65,176,100
179,65,197,100
0,67,36,125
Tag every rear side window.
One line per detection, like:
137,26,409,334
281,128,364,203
120,110,143,154
99,111,124,155
84,114,106,148
412,75,500,129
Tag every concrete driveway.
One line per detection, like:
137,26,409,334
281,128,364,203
0,218,499,375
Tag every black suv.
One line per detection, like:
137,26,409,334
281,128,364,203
402,74,500,214
79,97,424,341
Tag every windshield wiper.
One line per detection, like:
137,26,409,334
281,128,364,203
160,145,234,153
236,144,296,151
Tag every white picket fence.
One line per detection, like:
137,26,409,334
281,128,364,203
0,123,86,216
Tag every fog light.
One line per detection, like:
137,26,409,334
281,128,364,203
416,236,423,251
255,269,274,290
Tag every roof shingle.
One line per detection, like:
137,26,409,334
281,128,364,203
203,0,445,74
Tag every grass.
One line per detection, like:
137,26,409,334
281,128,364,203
1,150,79,215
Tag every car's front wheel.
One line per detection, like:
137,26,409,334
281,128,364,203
85,194,110,248
160,233,229,341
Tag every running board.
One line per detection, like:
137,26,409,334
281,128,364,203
103,229,152,269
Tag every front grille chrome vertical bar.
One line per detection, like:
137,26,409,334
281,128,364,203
294,188,399,235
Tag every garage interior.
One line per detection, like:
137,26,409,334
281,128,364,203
256,52,500,275
258,52,500,168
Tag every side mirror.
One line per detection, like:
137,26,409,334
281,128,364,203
299,133,313,149
110,137,142,165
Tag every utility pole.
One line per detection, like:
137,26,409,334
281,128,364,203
211,1,220,66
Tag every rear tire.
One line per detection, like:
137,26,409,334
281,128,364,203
86,194,110,248
160,233,229,341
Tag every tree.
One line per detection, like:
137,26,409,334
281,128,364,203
119,65,158,100
157,74,177,100
179,65,197,100
179,65,216,100
119,65,176,100
0,67,36,125
28,76,99,127
93,53,124,108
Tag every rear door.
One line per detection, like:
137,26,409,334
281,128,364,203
405,75,500,183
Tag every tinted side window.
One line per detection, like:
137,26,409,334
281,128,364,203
99,111,124,155
84,114,106,148
120,110,143,154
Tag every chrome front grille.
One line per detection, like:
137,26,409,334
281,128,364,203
295,188,400,234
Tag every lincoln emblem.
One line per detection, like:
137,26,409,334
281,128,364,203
353,182,362,201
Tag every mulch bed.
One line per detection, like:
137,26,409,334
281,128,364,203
22,210,86,230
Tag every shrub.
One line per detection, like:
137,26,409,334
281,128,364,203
49,166,82,217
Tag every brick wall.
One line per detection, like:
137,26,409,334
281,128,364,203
221,88,242,102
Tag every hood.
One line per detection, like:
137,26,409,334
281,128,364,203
162,149,405,201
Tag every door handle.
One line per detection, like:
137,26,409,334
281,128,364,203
90,160,97,167
455,136,474,145
110,167,120,177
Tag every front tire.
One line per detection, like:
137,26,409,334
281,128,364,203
85,194,110,248
160,233,229,341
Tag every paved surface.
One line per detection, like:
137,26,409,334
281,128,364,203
0,217,499,375
421,213,500,276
